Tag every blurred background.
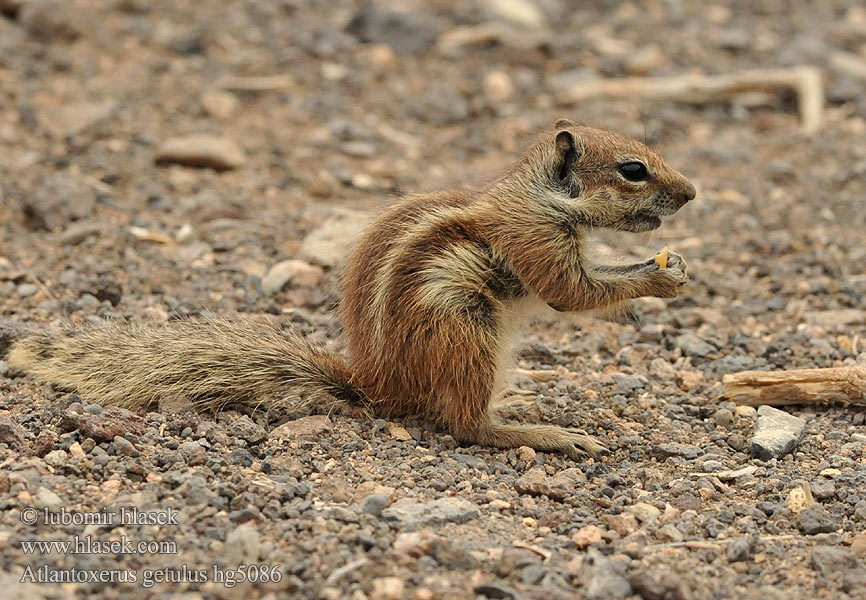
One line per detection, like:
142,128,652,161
0,0,863,350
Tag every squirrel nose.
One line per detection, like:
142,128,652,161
680,181,697,203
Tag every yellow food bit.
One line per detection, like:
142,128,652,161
654,247,669,269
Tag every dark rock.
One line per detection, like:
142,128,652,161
230,449,254,467
726,434,746,452
346,4,441,55
89,277,122,306
652,443,703,460
474,582,519,600
810,479,836,500
706,355,756,374
612,373,645,394
674,332,715,357
797,504,836,535
750,406,806,460
453,453,487,470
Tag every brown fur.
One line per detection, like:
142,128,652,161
9,120,695,459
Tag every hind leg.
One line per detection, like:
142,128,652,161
440,339,606,460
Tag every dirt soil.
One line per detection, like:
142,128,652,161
1,1,866,599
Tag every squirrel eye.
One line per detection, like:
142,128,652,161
619,162,649,182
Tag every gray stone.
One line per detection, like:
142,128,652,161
811,545,858,576
706,355,756,374
580,549,632,600
629,569,691,600
43,449,68,467
225,523,260,564
178,441,206,466
59,222,107,245
727,537,750,562
21,173,96,231
627,502,661,523
381,497,480,527
612,373,645,394
674,332,715,357
714,408,734,429
726,433,746,452
652,442,703,460
345,4,442,55
16,283,38,297
362,494,390,517
230,415,267,444
700,460,726,472
514,467,570,501
797,504,836,535
810,479,836,500
750,405,806,460
33,487,63,512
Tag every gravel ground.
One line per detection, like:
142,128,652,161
1,1,866,599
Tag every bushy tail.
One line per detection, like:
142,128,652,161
8,317,369,414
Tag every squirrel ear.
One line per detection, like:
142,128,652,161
555,129,575,156
554,129,581,198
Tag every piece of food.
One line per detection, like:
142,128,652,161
654,246,670,269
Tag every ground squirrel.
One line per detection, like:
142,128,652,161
9,119,696,459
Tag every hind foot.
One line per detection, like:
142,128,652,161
476,422,608,460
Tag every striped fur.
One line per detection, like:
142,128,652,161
10,120,695,459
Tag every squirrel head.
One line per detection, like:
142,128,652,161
546,118,696,232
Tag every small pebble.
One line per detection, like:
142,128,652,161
715,408,734,429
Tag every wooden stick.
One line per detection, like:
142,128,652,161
554,66,824,135
723,366,866,407
215,74,293,91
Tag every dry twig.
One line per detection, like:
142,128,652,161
723,366,866,407
554,66,824,135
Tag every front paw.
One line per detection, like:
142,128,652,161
665,251,688,276
646,251,688,298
